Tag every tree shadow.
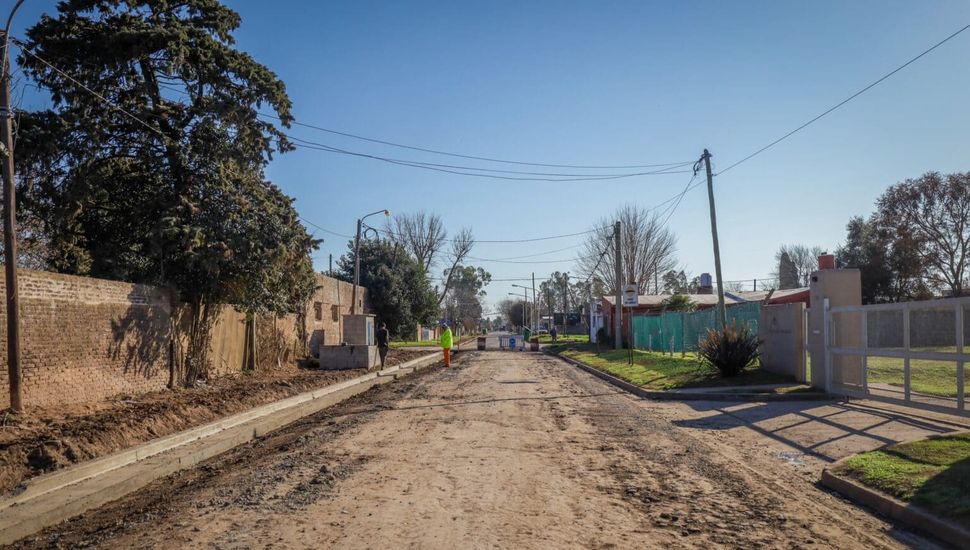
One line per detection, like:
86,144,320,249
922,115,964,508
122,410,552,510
108,286,173,380
909,451,970,530
672,400,957,463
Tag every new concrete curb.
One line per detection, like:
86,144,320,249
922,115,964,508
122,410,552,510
820,433,970,549
0,351,444,546
550,352,833,402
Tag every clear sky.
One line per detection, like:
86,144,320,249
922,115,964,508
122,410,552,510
9,1,970,313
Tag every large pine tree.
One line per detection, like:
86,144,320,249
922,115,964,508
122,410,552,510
15,0,316,381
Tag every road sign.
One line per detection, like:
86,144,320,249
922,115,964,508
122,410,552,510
622,284,639,307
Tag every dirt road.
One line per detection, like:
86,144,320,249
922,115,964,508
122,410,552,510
13,350,945,549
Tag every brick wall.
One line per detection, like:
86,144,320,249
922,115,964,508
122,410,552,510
306,274,369,353
0,270,370,408
0,269,175,408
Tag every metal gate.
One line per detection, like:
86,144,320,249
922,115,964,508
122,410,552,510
825,296,969,416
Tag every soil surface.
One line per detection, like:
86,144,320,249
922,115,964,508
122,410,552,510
8,347,951,549
0,350,428,498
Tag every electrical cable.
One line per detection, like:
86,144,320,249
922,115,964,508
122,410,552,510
257,112,691,170
717,23,970,175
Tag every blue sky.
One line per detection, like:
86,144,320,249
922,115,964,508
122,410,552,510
9,1,970,311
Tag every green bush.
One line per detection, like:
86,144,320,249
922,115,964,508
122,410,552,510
698,322,761,377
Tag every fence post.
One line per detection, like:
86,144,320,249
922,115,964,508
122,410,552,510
903,305,911,402
956,302,965,412
861,309,868,394
823,299,832,394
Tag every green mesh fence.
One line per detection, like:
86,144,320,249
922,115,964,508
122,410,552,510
631,302,761,353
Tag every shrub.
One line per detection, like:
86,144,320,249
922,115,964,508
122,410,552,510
698,322,761,377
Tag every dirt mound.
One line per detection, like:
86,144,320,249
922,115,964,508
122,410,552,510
0,350,429,498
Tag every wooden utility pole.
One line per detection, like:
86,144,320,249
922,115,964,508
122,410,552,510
702,149,727,330
613,221,622,349
1,25,22,412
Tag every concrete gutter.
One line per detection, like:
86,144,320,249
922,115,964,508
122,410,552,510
0,352,443,546
820,433,970,549
551,352,833,402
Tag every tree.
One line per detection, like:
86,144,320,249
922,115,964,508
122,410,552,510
436,227,474,305
16,0,314,383
385,211,446,273
577,205,677,294
441,265,491,333
661,294,696,312
497,298,526,328
661,270,698,294
877,172,970,297
337,239,437,337
772,244,823,288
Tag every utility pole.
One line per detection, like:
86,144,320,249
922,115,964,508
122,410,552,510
351,218,362,314
613,221,622,349
702,149,727,329
1,13,23,412
564,272,570,336
328,254,333,277
531,272,536,331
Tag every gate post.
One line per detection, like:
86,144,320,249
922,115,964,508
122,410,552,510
808,266,861,391
823,299,832,394
956,302,965,411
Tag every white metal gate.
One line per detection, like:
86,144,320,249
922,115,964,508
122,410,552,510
825,296,968,416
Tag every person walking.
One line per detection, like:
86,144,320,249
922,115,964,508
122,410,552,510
439,321,453,368
550,326,558,343
376,322,390,368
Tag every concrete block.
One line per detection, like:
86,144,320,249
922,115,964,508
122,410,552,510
317,345,378,370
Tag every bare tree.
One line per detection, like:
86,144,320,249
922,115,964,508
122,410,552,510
385,211,447,272
437,227,474,305
576,205,677,293
878,171,970,297
772,244,824,288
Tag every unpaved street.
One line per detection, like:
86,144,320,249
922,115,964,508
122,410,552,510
14,349,945,549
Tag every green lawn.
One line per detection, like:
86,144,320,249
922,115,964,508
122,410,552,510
536,334,589,344
553,343,792,390
389,335,477,348
866,357,962,398
389,340,436,348
834,432,970,529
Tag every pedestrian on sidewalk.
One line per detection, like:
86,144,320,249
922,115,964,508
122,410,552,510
439,321,453,368
550,326,558,343
377,322,390,368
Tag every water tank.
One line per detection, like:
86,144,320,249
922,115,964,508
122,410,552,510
699,273,712,287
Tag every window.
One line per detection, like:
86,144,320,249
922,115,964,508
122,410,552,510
314,302,323,321
331,304,340,322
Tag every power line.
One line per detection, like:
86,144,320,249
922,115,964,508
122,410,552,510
284,133,693,178
717,23,970,175
12,38,169,140
257,112,691,170
287,135,694,182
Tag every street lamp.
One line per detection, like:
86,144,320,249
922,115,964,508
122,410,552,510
352,209,390,315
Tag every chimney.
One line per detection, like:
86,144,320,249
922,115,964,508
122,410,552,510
698,273,713,295
818,253,836,270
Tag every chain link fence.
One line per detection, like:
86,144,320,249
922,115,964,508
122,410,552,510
631,302,761,354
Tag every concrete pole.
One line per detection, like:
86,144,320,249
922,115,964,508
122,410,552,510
613,221,622,349
1,25,23,412
351,218,362,315
702,150,727,330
